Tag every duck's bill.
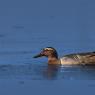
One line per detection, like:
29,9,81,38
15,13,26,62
33,53,43,58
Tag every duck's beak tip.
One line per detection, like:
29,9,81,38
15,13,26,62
33,53,42,58
33,55,38,58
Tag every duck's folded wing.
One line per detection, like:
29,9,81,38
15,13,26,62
64,51,95,57
64,52,95,64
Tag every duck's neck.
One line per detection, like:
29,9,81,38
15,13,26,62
48,57,60,65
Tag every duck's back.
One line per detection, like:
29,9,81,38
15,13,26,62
61,51,95,65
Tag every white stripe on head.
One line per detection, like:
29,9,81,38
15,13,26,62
44,48,54,51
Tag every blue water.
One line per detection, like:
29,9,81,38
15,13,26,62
0,0,95,95
0,64,95,95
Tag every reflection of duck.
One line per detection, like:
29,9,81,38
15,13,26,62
43,64,59,80
33,47,95,65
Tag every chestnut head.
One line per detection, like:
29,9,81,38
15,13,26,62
33,47,58,59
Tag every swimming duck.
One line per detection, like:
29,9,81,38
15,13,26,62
33,47,95,65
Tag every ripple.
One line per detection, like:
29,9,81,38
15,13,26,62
12,25,24,29
0,51,32,55
0,34,5,38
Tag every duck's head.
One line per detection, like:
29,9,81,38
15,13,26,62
33,47,58,59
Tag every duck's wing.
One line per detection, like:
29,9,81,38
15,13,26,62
64,51,95,64
64,51,95,58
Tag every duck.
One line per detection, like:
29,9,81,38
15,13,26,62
33,47,95,65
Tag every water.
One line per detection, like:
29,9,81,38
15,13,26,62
0,64,95,80
0,64,95,95
0,0,95,95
